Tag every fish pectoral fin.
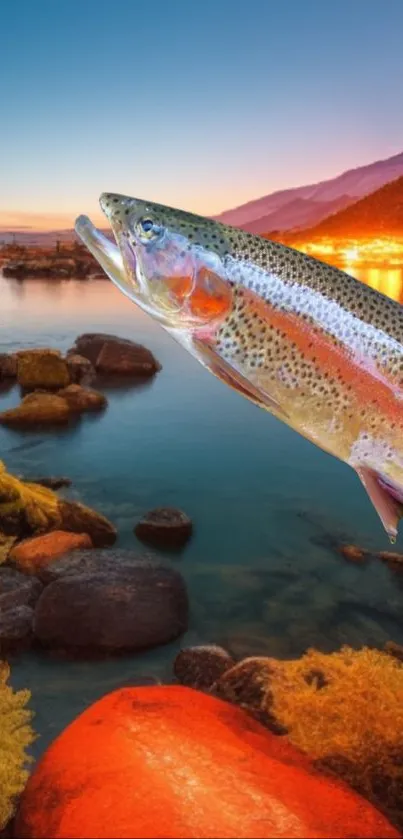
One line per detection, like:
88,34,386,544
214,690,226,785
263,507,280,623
192,337,288,420
356,466,403,543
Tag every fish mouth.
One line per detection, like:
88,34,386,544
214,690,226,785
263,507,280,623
74,211,136,302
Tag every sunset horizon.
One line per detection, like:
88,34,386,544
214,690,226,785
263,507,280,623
2,146,403,233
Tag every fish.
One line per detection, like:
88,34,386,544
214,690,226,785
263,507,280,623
75,194,403,542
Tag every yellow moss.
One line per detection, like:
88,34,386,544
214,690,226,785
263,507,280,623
269,646,403,829
0,661,36,830
0,461,61,535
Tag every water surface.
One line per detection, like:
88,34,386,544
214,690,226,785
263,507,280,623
1,269,403,757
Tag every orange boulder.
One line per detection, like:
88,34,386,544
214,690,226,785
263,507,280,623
10,531,92,573
14,685,399,839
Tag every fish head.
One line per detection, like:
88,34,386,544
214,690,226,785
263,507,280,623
98,192,233,331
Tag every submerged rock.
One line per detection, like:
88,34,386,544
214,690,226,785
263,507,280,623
173,644,235,690
0,353,17,380
9,531,93,574
33,556,188,654
0,393,71,428
0,462,116,547
57,384,107,413
16,349,70,391
339,544,368,562
69,332,161,377
14,685,399,839
135,507,193,549
377,551,403,565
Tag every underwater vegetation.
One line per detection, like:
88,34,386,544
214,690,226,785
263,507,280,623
0,661,35,831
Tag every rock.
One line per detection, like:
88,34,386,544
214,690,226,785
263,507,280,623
173,644,235,690
135,507,193,549
21,477,72,490
384,641,403,662
339,544,368,562
35,547,156,583
0,567,43,610
377,551,403,565
0,393,71,428
65,354,95,385
0,462,116,548
0,605,34,655
58,500,117,548
0,462,61,537
0,353,17,380
9,531,93,574
214,656,288,735
57,384,107,413
16,349,70,391
14,685,399,839
33,558,188,653
69,333,161,377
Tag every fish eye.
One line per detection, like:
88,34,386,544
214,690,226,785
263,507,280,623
135,216,162,242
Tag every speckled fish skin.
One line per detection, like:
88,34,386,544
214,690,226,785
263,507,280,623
95,192,403,541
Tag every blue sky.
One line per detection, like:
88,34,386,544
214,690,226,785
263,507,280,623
1,0,403,228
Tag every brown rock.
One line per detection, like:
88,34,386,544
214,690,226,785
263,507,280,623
33,558,189,653
214,656,288,735
65,353,95,384
0,461,114,550
59,500,117,548
9,531,93,574
174,645,235,690
0,392,71,428
135,507,193,549
16,348,70,390
384,641,403,662
377,551,403,565
69,333,161,376
57,383,107,413
0,353,17,379
0,567,43,610
339,544,368,562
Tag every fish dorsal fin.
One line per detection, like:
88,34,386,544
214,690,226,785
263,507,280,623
192,337,289,420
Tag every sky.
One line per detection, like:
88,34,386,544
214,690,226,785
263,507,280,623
1,0,403,230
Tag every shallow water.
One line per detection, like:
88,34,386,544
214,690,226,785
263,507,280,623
1,269,403,758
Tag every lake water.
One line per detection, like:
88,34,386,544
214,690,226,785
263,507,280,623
2,266,403,759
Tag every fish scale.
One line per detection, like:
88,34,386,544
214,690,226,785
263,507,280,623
75,193,403,541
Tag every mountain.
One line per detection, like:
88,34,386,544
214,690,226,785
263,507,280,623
286,174,403,241
215,150,403,234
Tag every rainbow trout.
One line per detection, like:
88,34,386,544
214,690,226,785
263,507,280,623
76,194,403,541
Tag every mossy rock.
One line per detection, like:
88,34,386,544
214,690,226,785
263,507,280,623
16,349,70,391
0,462,116,547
